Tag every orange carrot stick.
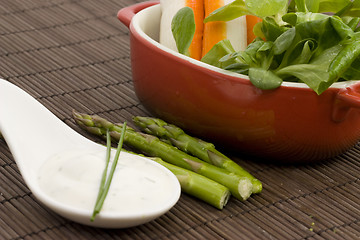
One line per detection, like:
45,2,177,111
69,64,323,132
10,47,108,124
202,0,226,57
246,15,262,45
186,0,204,60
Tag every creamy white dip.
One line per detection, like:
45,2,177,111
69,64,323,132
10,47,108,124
37,150,176,215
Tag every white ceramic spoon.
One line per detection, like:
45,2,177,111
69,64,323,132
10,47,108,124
0,79,181,228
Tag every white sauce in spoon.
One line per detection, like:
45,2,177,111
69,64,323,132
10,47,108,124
37,150,177,215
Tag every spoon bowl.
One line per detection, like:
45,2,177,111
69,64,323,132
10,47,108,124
0,79,181,228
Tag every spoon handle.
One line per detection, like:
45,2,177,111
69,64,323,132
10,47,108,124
0,79,88,178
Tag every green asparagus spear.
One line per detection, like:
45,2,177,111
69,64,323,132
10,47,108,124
132,116,262,193
118,148,231,209
150,157,230,209
73,110,253,201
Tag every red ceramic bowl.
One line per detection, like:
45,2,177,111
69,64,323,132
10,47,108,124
118,1,360,163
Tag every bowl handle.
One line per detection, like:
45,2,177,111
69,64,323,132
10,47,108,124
117,1,160,28
332,83,360,122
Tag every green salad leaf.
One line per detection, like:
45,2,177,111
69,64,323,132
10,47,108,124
246,0,288,17
328,40,360,81
342,58,360,80
204,0,250,23
202,13,360,94
344,0,360,16
201,40,238,68
277,64,331,93
272,27,296,55
204,0,288,23
318,0,352,15
305,0,320,13
171,7,196,55
171,0,360,94
294,0,309,12
261,17,288,41
249,68,283,89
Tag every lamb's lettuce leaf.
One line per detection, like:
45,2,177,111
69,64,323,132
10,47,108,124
171,7,195,55
204,0,288,23
317,0,351,14
201,40,238,68
204,0,250,23
305,0,321,13
172,0,360,94
342,0,360,17
342,58,360,80
245,0,288,17
201,14,360,94
248,68,283,90
261,17,289,41
272,28,296,55
277,64,330,93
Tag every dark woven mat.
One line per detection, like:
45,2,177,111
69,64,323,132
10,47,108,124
0,0,359,239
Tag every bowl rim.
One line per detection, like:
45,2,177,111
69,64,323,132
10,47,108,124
130,4,360,91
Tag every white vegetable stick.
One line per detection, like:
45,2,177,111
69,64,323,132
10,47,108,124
159,0,248,58
222,0,247,52
159,0,186,53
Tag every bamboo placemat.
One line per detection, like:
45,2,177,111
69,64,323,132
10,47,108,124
0,0,359,239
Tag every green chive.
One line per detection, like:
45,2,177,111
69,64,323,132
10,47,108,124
91,122,127,221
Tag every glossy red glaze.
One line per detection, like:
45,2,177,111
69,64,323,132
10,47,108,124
118,2,360,162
